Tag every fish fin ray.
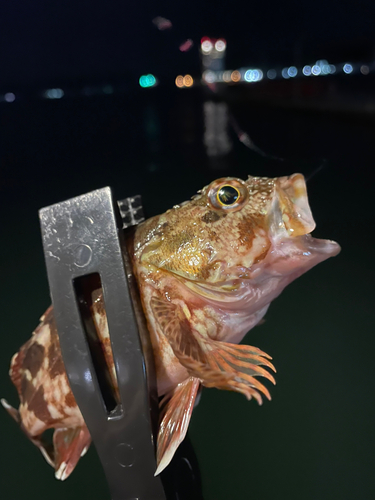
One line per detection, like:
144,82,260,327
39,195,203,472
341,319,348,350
53,425,91,481
212,352,272,400
155,377,200,475
214,349,276,383
151,297,275,403
1,398,56,467
1,398,21,424
217,348,276,371
151,298,208,365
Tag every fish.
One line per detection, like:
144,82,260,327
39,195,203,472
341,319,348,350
1,174,340,480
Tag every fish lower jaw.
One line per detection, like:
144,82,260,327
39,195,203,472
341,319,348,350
299,234,341,256
267,234,341,275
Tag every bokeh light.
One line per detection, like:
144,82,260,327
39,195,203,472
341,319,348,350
175,75,184,88
183,75,193,87
287,66,297,77
312,65,321,76
139,74,156,88
4,92,15,102
203,70,216,83
223,71,232,82
179,39,193,52
215,39,226,52
231,70,241,82
343,63,353,74
201,40,213,53
267,69,277,79
44,88,64,99
244,69,263,82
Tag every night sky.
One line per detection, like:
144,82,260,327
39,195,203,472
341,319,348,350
1,0,375,87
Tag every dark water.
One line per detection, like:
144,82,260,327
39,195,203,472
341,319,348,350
0,86,374,500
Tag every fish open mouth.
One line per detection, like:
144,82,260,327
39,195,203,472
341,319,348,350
268,173,341,263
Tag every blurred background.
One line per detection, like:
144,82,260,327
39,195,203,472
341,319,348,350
1,1,374,499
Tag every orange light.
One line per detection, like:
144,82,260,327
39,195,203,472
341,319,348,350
231,70,241,82
175,75,184,88
183,75,193,87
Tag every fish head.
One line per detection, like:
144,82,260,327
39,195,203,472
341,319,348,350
135,174,340,310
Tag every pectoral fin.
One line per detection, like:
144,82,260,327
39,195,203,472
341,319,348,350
151,297,276,404
155,377,200,475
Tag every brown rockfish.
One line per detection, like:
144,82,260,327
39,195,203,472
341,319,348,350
2,174,340,480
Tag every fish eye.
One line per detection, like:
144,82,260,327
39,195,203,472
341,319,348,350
207,178,249,211
217,185,240,206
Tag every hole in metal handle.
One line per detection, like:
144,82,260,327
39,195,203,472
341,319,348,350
74,272,121,415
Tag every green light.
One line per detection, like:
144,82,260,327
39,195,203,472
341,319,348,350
147,74,156,86
139,74,156,88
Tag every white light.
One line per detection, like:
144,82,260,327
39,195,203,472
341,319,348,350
312,65,321,76
223,71,232,82
248,70,256,81
267,69,276,79
201,40,213,53
244,69,262,82
343,63,353,74
287,66,297,77
329,64,336,74
203,70,216,83
44,88,64,99
281,68,289,79
4,92,15,102
360,65,369,75
215,39,226,52
315,60,331,75
303,65,312,76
